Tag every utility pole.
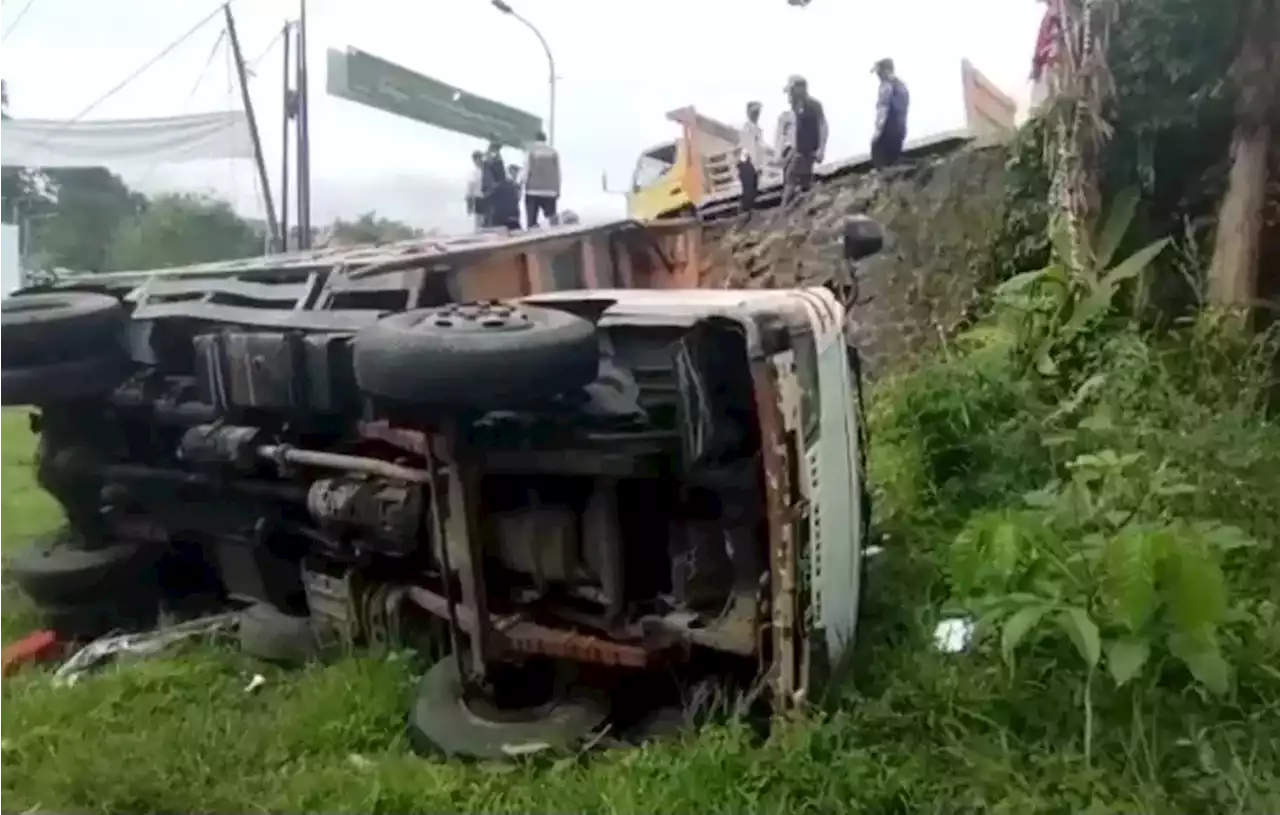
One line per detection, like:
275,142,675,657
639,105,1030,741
223,3,281,252
279,20,293,251
295,0,312,249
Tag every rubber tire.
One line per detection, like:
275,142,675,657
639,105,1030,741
406,654,608,761
1,352,132,406
2,291,125,368
354,302,599,411
5,529,162,607
238,603,319,664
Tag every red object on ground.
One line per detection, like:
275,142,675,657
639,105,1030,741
1,629,62,678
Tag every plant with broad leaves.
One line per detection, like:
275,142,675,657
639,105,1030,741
949,448,1255,699
994,188,1170,378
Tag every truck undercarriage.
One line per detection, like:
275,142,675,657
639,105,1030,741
2,218,880,758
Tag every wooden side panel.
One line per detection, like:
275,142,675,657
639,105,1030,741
454,252,527,301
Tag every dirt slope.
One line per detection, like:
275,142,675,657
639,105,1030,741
701,144,1010,375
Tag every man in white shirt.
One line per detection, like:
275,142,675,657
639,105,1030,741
737,101,765,215
464,150,485,230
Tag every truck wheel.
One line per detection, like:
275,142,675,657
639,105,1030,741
5,528,162,607
353,302,599,411
406,654,608,761
238,603,319,664
2,291,125,368
1,352,132,406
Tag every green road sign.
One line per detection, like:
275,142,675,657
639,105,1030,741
326,47,542,147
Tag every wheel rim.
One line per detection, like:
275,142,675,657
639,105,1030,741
413,301,536,335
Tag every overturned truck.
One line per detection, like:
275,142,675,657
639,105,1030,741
1,217,882,757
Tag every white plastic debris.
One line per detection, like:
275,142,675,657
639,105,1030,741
933,617,975,654
52,612,239,687
243,673,267,694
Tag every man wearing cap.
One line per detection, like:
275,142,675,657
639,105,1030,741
871,58,910,168
782,75,827,206
737,101,766,215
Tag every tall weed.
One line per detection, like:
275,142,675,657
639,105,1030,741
859,205,1280,808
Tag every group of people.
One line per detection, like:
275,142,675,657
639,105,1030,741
736,58,911,212
464,131,564,232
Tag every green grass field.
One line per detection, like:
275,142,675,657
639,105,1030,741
2,404,1276,814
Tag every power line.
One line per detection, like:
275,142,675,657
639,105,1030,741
18,1,230,158
184,28,229,111
59,1,227,129
245,27,284,76
1,0,38,43
131,27,228,191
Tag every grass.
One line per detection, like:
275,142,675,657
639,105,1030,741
3,312,1280,815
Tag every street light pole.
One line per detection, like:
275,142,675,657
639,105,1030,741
491,0,555,146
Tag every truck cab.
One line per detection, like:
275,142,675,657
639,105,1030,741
622,107,782,222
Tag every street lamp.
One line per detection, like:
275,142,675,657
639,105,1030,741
490,0,556,146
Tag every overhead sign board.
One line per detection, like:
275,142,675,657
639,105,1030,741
326,47,542,147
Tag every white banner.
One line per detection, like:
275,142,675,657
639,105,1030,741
1,111,254,168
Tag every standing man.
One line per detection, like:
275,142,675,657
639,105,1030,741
480,137,507,227
523,130,561,229
484,164,523,231
781,75,827,206
871,58,910,169
737,101,766,215
465,150,486,230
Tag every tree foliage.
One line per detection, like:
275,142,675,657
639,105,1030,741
997,0,1262,311
105,193,264,271
324,211,422,246
23,169,146,273
4,165,424,272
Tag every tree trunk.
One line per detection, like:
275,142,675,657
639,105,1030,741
1207,8,1279,313
1208,122,1271,308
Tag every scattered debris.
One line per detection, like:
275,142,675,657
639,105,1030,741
52,612,239,687
243,673,267,693
2,629,63,679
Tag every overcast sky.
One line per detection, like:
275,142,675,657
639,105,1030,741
1,0,1043,232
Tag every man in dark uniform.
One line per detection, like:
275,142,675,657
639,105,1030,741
479,137,507,227
781,75,827,206
871,58,910,169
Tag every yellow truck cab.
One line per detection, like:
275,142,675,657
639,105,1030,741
624,107,781,222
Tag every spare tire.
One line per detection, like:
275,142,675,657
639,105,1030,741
2,291,125,368
1,351,132,406
353,301,599,411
